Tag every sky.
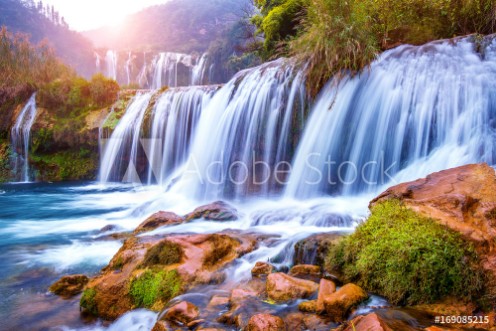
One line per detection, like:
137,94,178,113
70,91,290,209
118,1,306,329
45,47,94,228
43,0,169,31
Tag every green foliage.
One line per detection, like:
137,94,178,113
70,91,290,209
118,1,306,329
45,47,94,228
80,288,98,315
30,149,98,181
141,241,183,267
252,0,307,57
327,200,484,305
130,269,182,309
0,140,11,183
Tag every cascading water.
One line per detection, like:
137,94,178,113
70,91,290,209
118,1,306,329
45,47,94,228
105,50,118,81
99,87,216,184
169,59,307,200
285,36,496,198
125,52,132,86
191,53,208,85
11,93,38,183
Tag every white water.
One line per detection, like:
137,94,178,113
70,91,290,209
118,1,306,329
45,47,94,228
286,37,496,198
105,50,118,81
11,93,38,182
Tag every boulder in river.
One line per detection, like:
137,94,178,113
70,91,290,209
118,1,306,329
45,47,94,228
245,314,286,331
49,274,88,298
163,301,200,325
251,261,274,278
134,211,185,234
185,201,238,221
266,273,319,302
324,283,368,322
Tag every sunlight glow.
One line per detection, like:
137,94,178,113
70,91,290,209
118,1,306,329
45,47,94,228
42,0,170,31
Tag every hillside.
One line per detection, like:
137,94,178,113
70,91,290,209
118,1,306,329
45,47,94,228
83,0,249,53
0,0,96,77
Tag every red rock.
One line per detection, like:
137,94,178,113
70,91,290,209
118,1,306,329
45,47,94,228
324,283,368,322
245,314,286,331
288,264,321,282
134,211,184,234
185,201,238,221
208,295,229,308
298,300,317,313
316,278,336,312
266,273,319,302
164,301,200,325
251,261,274,278
49,274,88,298
338,313,393,331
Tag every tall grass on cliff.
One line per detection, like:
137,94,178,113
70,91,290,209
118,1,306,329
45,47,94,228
253,0,496,96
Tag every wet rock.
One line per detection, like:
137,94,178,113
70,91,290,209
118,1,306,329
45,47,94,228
208,295,229,308
294,233,344,267
245,314,286,331
288,264,321,282
324,283,368,322
151,320,172,331
266,273,319,302
284,312,330,331
251,262,274,278
49,274,89,298
163,301,200,325
81,231,257,320
99,224,120,232
316,278,336,312
336,313,393,331
298,300,317,313
185,201,238,221
134,211,184,234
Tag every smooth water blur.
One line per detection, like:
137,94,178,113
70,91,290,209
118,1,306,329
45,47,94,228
0,181,370,330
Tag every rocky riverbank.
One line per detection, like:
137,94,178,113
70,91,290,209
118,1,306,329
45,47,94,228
47,163,496,330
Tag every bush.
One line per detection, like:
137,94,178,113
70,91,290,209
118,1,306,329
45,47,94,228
129,269,182,308
327,200,484,305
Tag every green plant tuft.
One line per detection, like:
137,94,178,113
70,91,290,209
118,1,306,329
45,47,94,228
141,241,183,267
129,269,182,309
80,288,98,315
327,199,484,305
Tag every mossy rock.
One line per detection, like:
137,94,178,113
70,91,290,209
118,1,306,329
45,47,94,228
80,288,98,315
327,200,485,306
129,268,182,309
141,240,183,267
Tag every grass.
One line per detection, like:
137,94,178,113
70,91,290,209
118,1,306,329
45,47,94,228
129,269,182,309
327,200,484,305
80,288,98,315
141,240,183,267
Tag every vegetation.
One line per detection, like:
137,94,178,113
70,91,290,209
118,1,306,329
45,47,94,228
252,0,496,95
80,288,98,315
129,269,182,309
141,241,183,267
327,200,484,305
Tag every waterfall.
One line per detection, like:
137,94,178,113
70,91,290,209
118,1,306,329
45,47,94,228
11,93,38,183
99,92,153,183
191,53,208,85
125,52,132,86
99,87,216,184
169,59,307,200
146,86,217,185
105,50,118,80
285,36,496,198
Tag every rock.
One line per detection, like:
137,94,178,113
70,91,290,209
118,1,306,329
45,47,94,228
293,233,344,267
251,262,274,278
370,163,496,299
134,211,184,234
151,320,172,331
284,312,329,331
81,232,257,320
337,313,393,331
266,273,319,302
245,314,286,331
316,278,336,312
49,274,88,298
324,283,368,322
298,300,317,313
208,295,229,308
99,224,120,232
185,201,238,221
288,264,321,282
163,301,200,325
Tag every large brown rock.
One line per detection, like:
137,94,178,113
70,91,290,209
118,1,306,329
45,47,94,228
81,232,257,320
293,233,344,266
49,274,88,298
251,262,274,278
163,301,200,325
324,283,368,322
185,201,238,221
245,314,286,331
316,278,336,312
371,163,496,297
336,313,393,331
134,211,184,234
266,273,319,302
288,264,321,282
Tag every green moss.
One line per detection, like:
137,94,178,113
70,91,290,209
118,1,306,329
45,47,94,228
141,241,183,267
327,200,484,305
0,140,12,182
129,269,182,309
80,288,98,315
30,149,98,181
